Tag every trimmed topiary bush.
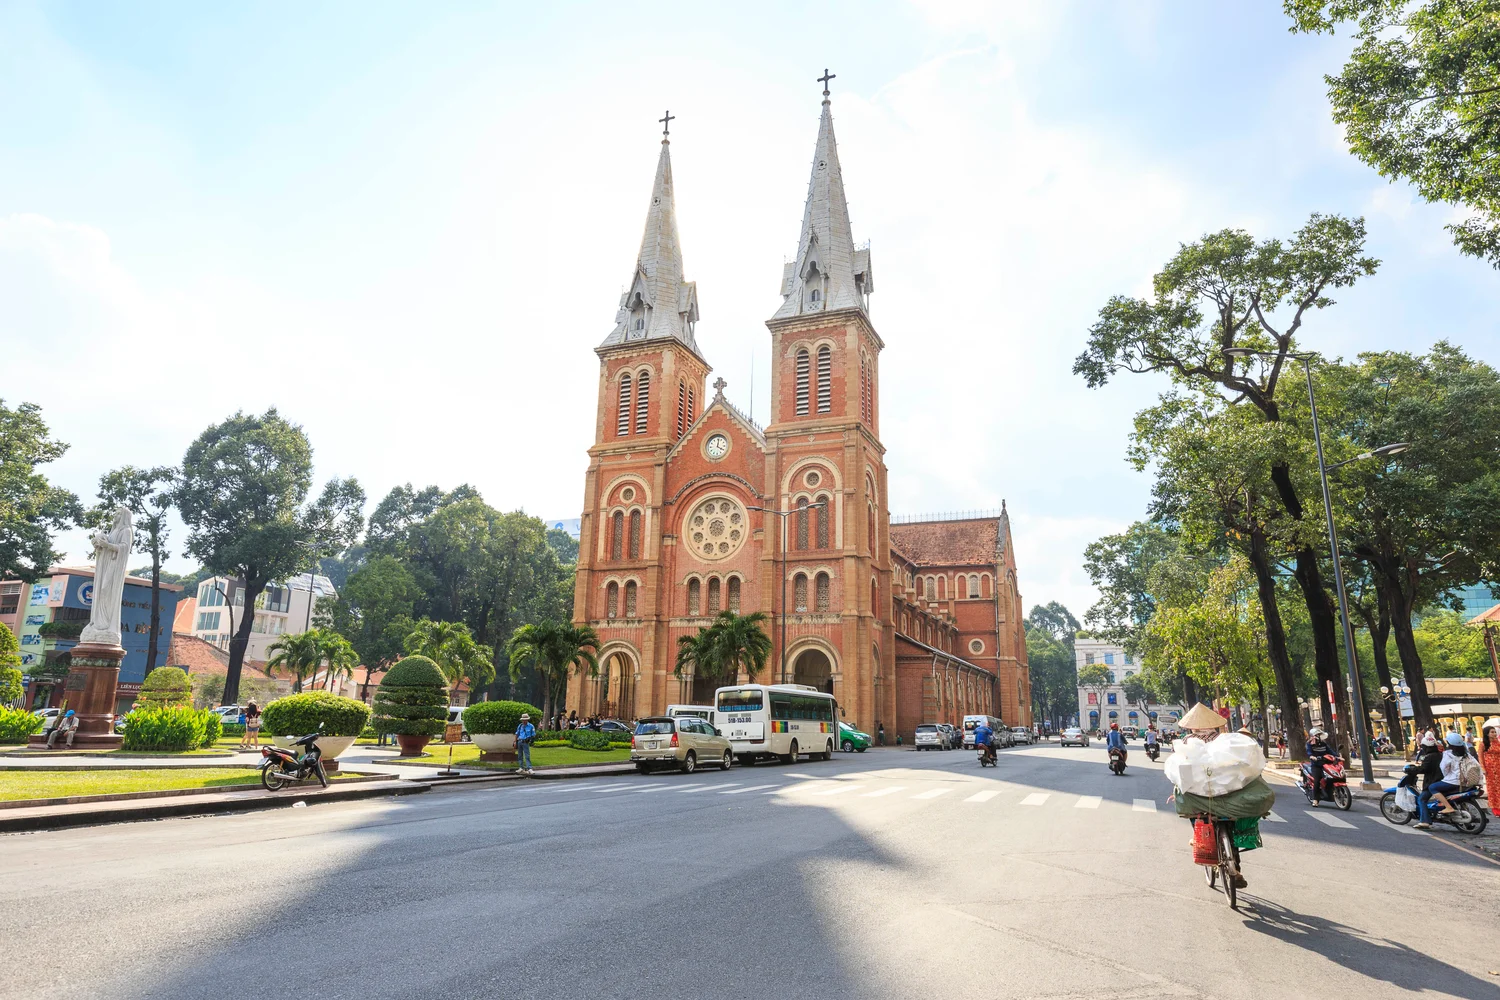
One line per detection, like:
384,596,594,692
137,667,194,709
0,705,45,743
120,706,214,751
262,691,372,737
567,729,613,751
463,700,542,736
372,655,449,737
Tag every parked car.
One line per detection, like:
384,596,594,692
914,724,945,750
1009,726,1034,745
937,723,960,750
838,721,871,753
1060,727,1090,747
597,719,633,739
631,716,733,774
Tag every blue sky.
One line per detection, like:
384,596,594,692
3,1,1497,617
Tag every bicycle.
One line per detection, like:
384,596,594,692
1193,814,1244,911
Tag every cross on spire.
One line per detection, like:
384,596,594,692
659,109,675,138
818,68,836,98
712,377,727,396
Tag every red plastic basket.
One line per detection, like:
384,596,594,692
1191,818,1219,866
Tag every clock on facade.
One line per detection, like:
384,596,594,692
705,433,729,460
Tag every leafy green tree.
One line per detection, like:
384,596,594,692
403,618,495,692
266,628,359,694
673,611,773,702
1288,0,1500,265
91,465,176,671
137,666,194,709
1412,610,1493,678
0,400,81,582
506,620,601,724
1076,663,1112,730
546,528,579,564
1083,521,1180,650
1025,603,1081,730
175,409,364,705
0,622,22,705
317,554,421,699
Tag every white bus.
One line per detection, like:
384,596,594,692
714,683,838,763
666,704,716,725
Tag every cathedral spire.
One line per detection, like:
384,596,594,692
600,117,702,356
772,73,873,321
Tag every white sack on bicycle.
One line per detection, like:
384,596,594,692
1163,733,1266,797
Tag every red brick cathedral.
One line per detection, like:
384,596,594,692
569,88,1030,742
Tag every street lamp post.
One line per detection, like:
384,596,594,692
747,501,826,685
1225,347,1408,790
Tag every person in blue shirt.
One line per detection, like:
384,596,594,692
1105,722,1127,763
974,722,995,762
1144,724,1159,748
515,712,537,775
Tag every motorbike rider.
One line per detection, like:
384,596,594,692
974,720,996,762
1419,732,1468,825
1106,722,1127,763
1304,727,1334,804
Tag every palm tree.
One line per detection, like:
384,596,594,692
676,611,772,702
403,619,495,694
507,621,601,724
267,631,322,693
318,633,360,694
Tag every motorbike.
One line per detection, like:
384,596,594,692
260,725,328,791
1145,743,1160,762
1300,753,1352,810
1371,735,1398,756
1379,765,1489,834
1108,747,1126,775
977,743,997,767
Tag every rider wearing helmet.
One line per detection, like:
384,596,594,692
973,720,995,762
1105,721,1127,762
1144,723,1159,749
1305,727,1334,803
1419,732,1468,826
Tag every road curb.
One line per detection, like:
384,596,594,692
0,780,429,834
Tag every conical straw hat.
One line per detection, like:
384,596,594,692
1179,703,1228,730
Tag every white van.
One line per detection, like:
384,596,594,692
962,714,1008,749
666,704,715,725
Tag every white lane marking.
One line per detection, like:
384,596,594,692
678,783,740,794
590,785,638,793
627,786,671,794
862,786,905,797
1369,817,1428,836
1305,810,1357,828
1264,811,1286,823
1074,796,1102,809
1020,793,1049,806
964,790,1000,803
815,784,858,796
914,788,951,800
519,782,599,793
721,784,776,795
1132,799,1156,813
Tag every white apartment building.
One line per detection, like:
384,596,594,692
1074,636,1182,733
188,573,337,662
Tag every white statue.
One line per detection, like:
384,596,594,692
80,506,133,646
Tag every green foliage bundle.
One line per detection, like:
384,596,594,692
201,709,223,745
567,729,612,751
261,691,372,737
120,707,214,751
137,667,194,709
372,655,449,736
0,705,44,743
462,700,541,735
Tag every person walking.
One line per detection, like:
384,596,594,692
515,712,536,775
1479,717,1500,818
876,722,885,747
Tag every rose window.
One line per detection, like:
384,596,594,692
685,497,746,561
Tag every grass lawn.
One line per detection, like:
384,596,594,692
1,767,364,801
390,743,631,770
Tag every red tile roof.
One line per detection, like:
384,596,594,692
889,518,1000,567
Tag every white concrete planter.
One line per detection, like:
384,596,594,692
471,733,516,754
272,734,357,760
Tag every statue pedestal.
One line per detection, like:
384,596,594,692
29,642,125,751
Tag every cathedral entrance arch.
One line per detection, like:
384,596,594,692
593,643,639,720
792,647,835,695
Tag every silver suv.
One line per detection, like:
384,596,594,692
914,724,945,750
631,717,733,774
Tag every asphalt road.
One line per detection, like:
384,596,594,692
4,744,1497,1000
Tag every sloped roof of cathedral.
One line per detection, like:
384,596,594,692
599,138,703,357
666,386,766,464
889,517,1002,566
771,96,873,322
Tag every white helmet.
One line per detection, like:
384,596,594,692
1309,727,1326,738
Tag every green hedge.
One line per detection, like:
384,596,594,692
202,710,223,745
462,700,542,735
138,667,194,709
262,691,371,737
120,707,215,751
372,655,448,737
533,739,569,747
0,705,44,743
222,723,245,737
567,729,614,751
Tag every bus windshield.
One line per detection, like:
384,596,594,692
717,689,763,712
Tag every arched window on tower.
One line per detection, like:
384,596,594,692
816,346,832,413
617,374,632,436
815,572,831,613
871,578,878,619
809,287,820,303
624,581,638,617
868,503,876,551
925,577,936,601
793,573,808,613
687,387,695,423
937,576,947,600
969,574,980,598
628,510,642,559
707,577,721,614
815,494,830,548
860,354,873,423
611,511,624,560
635,371,651,434
677,381,687,438
606,582,619,619
728,576,741,613
795,497,809,550
795,349,810,415
687,578,701,616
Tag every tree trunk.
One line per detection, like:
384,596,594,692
1183,671,1199,709
222,574,262,706
1368,581,1403,752
147,540,162,672
1249,531,1308,759
1291,546,1353,753
1386,588,1434,732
